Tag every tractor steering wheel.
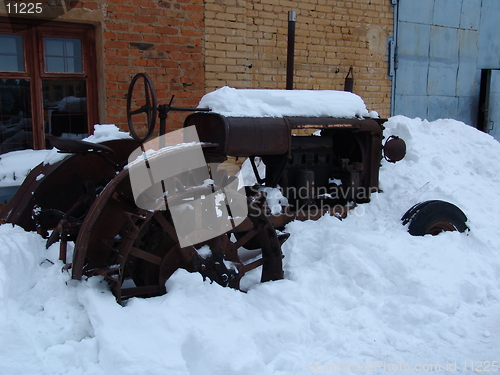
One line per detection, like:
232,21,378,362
126,73,158,143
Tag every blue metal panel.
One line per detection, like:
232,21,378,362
460,0,481,29
394,94,429,119
487,70,500,141
429,25,459,60
457,96,478,126
427,25,460,96
393,0,499,127
397,22,430,57
428,62,458,96
456,29,479,97
433,0,462,28
398,0,435,24
458,28,478,62
395,59,429,96
427,95,459,121
478,0,500,68
456,62,479,96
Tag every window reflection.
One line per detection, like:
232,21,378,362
0,79,32,153
43,80,87,138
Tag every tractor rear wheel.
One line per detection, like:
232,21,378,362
72,167,283,303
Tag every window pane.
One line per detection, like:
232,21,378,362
45,38,65,56
44,37,82,73
0,79,33,153
46,57,66,73
43,80,87,139
0,34,24,72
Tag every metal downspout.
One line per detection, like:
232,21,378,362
390,0,398,116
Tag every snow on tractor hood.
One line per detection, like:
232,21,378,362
198,86,380,119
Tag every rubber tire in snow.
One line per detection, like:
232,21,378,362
401,200,468,236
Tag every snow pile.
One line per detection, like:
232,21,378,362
0,116,500,374
199,86,378,118
83,124,131,144
0,149,51,187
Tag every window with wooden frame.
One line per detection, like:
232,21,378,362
0,18,98,154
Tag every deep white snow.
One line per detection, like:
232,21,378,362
0,90,499,374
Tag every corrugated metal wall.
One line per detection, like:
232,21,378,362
393,0,500,129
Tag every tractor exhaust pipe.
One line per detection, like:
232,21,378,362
286,10,296,90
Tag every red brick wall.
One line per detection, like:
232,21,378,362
98,0,205,132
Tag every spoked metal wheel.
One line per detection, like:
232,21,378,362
126,73,158,143
72,166,284,303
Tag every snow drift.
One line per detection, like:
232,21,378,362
0,116,499,375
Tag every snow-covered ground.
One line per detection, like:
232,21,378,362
0,100,499,373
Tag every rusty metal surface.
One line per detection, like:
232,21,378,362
46,137,116,155
285,116,382,133
184,113,291,156
383,135,406,163
185,113,383,158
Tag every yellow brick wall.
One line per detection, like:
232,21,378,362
204,0,393,118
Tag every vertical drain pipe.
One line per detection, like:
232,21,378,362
390,0,399,116
286,10,296,90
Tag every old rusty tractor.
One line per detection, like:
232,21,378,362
0,74,468,303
